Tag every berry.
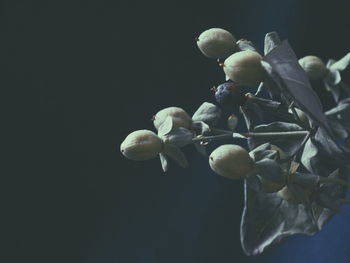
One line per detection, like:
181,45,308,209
213,82,246,108
196,28,237,58
298,55,328,80
209,144,255,179
120,130,163,161
153,107,192,130
222,50,265,86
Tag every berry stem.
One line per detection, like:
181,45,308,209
319,177,350,188
193,129,310,144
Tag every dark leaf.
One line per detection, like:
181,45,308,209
248,122,304,156
240,182,318,256
240,100,263,131
237,39,259,53
192,102,221,126
263,41,336,140
255,158,284,184
194,141,207,156
160,127,194,148
191,120,211,135
249,143,278,162
264,31,281,55
164,144,189,168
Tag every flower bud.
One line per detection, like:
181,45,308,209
227,114,238,131
153,107,192,130
196,28,237,58
223,50,265,86
298,55,328,80
120,130,163,161
209,144,255,179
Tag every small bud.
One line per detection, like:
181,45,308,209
196,28,237,59
227,114,238,131
120,130,163,161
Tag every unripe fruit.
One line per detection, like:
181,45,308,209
153,107,192,130
223,50,265,86
196,28,237,58
298,56,328,80
209,144,255,179
120,130,163,161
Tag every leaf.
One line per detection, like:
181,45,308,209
159,153,169,172
163,144,189,168
240,100,263,131
237,39,259,53
194,142,207,156
301,137,339,177
248,122,304,156
191,120,211,135
249,143,277,161
255,158,284,184
240,182,318,256
329,52,350,72
157,116,173,136
160,127,194,148
262,41,336,140
264,31,281,55
249,96,296,123
192,102,221,126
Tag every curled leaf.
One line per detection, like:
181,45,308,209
163,144,189,168
264,31,281,55
159,153,169,172
237,39,259,53
192,102,222,126
248,122,304,156
191,120,211,135
160,127,194,148
158,116,174,136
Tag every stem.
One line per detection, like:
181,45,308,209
241,131,309,138
192,130,310,143
319,177,350,188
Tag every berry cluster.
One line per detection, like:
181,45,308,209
120,28,350,255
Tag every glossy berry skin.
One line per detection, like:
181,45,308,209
214,82,246,108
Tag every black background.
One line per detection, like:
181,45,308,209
3,1,350,262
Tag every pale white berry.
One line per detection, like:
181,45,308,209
227,114,238,131
120,130,163,161
209,144,255,179
153,107,192,130
298,55,328,80
223,50,265,86
196,28,237,58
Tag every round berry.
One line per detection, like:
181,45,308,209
298,55,328,80
153,107,192,130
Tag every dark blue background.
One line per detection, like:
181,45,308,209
3,1,350,262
